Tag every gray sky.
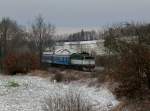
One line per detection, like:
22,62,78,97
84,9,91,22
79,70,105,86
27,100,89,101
0,0,150,34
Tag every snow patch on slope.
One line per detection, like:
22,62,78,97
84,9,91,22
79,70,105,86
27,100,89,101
0,76,119,111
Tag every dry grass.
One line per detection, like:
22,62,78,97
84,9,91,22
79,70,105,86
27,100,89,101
45,89,95,111
27,68,92,83
112,101,127,111
113,100,150,111
50,68,91,82
28,70,51,78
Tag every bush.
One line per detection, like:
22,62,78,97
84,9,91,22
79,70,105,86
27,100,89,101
113,101,150,111
97,70,114,83
96,55,119,68
52,70,80,83
45,89,94,111
3,52,39,74
114,44,150,100
53,73,64,82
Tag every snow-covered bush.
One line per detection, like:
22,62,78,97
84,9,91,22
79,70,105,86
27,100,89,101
0,75,119,111
46,89,94,111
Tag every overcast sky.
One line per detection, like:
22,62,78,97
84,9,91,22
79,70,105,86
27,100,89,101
0,0,150,34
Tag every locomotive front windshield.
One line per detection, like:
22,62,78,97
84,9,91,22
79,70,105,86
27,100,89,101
71,53,95,60
85,56,94,60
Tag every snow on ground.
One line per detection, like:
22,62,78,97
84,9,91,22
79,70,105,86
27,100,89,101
0,75,119,111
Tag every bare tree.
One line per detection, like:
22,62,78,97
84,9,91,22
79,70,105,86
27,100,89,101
31,15,55,66
0,17,24,71
0,18,23,54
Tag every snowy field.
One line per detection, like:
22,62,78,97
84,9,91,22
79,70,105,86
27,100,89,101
0,75,119,111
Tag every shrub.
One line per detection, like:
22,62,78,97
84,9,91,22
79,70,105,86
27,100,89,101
3,52,39,74
96,55,108,66
114,44,150,100
97,70,113,83
113,101,150,111
53,73,64,82
96,55,119,68
45,89,94,111
66,74,78,81
52,70,89,83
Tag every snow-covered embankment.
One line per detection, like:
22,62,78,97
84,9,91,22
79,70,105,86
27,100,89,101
0,76,119,111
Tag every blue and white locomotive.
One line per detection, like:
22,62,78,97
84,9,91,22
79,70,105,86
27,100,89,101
42,49,95,70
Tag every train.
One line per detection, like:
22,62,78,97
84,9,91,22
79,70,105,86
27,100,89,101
42,50,95,71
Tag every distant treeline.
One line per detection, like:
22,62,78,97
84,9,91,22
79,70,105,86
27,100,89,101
56,30,102,42
67,30,98,42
